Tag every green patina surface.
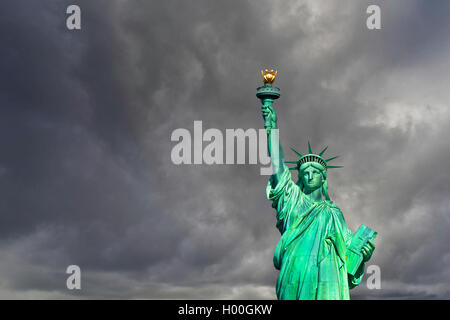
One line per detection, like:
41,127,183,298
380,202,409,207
257,80,376,300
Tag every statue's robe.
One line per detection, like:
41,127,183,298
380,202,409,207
267,168,364,300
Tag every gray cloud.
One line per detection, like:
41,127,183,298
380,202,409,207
0,0,449,299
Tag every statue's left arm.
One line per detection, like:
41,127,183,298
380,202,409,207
344,227,376,289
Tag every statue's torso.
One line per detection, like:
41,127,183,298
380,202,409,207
268,175,351,299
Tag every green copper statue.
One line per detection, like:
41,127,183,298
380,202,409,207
257,70,376,300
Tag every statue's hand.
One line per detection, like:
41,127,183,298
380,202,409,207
361,240,375,262
261,103,277,129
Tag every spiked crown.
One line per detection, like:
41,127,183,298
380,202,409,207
285,141,343,171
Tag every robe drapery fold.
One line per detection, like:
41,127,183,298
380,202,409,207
267,168,364,300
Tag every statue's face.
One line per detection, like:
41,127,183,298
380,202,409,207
300,165,323,191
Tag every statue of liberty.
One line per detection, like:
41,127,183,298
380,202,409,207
257,70,376,300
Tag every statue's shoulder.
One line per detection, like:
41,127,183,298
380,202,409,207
321,200,342,212
320,201,347,226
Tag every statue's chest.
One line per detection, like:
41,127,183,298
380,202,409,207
286,204,333,233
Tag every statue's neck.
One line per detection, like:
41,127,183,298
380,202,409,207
303,188,322,202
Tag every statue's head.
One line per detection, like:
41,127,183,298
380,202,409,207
298,162,326,192
297,162,330,200
285,142,343,201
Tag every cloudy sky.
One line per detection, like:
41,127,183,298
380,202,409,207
1,0,450,299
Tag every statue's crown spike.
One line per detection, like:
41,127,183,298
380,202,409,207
289,147,302,158
285,143,342,171
325,155,339,163
319,146,328,156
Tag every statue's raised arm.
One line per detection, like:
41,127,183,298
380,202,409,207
261,100,287,185
257,70,287,187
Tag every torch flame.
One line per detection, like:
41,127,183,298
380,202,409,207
261,69,277,84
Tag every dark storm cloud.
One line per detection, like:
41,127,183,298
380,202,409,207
0,0,450,298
